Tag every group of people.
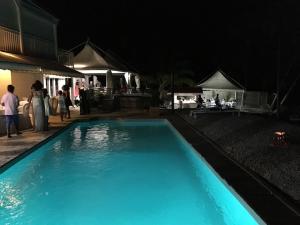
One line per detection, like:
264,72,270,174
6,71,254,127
1,80,74,138
196,94,221,108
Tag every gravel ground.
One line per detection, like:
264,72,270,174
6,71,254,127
180,111,300,203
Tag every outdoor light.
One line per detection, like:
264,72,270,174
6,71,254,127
77,69,124,74
272,131,288,147
74,64,87,69
0,69,12,94
0,51,22,60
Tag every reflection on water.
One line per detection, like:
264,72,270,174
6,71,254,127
0,182,22,209
71,124,131,153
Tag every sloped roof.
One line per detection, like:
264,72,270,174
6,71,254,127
198,70,245,91
0,50,83,77
73,42,129,71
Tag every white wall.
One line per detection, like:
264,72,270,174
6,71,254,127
11,71,43,100
0,69,12,97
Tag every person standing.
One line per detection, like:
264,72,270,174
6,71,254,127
1,85,21,138
62,84,73,119
74,80,80,99
197,95,204,108
28,80,45,131
179,98,183,110
215,94,221,108
57,90,66,122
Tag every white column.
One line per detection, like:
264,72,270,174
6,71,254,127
71,78,76,100
52,79,56,96
43,76,46,88
58,79,64,91
47,78,51,97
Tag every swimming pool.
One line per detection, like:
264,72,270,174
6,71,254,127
0,120,265,225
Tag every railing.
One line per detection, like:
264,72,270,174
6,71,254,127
0,25,56,58
0,26,21,53
58,51,74,68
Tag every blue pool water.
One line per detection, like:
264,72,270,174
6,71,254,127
0,120,265,225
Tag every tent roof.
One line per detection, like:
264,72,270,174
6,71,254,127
0,51,83,77
73,42,129,72
198,70,245,91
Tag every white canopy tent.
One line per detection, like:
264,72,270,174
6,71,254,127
74,43,122,71
198,70,272,113
198,70,245,109
199,70,245,91
72,41,141,93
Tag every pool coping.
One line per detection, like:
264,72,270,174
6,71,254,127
167,113,300,225
1,115,299,225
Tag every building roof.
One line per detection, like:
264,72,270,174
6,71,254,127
198,70,245,91
73,42,129,72
0,50,83,77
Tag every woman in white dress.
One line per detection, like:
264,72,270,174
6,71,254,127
28,81,45,131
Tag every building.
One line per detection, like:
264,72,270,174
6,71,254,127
167,87,203,109
73,41,140,94
0,0,82,99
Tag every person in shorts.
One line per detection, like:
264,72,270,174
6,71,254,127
1,85,21,138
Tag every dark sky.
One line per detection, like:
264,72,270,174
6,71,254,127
34,0,300,90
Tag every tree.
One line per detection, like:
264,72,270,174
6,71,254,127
141,68,195,107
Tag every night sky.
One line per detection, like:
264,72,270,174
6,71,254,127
34,0,300,91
